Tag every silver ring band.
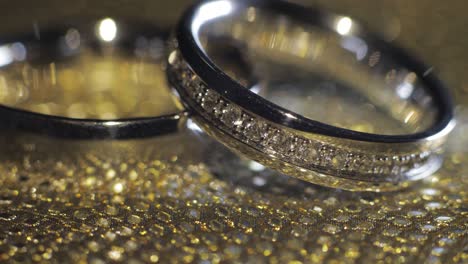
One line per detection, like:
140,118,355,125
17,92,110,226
167,0,455,191
0,18,184,139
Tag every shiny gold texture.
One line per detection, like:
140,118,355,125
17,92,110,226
0,128,466,263
0,0,467,263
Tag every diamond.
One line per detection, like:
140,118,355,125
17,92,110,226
221,105,244,128
213,100,225,117
187,79,205,100
390,164,401,175
263,130,278,145
181,68,194,84
348,154,365,170
355,155,372,173
331,151,348,169
278,134,296,156
201,90,219,111
378,164,391,174
244,120,267,143
373,156,393,174
318,146,334,166
193,83,206,101
262,131,295,156
263,129,281,154
295,139,318,165
364,156,377,173
374,156,391,166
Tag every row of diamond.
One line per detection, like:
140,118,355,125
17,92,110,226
168,49,434,180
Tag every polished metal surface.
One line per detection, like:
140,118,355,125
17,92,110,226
168,0,456,191
0,18,184,139
0,0,466,263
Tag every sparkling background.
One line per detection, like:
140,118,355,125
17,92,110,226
0,0,466,263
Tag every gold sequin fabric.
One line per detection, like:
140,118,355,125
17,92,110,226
0,129,466,263
0,0,467,263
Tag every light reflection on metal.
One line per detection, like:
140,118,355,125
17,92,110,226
284,112,297,120
192,0,233,36
0,45,15,67
396,72,417,99
11,43,27,61
249,84,261,94
0,42,27,67
336,17,353,35
396,82,414,100
187,118,203,133
103,121,121,126
98,18,118,42
404,111,416,124
248,161,266,172
341,36,368,60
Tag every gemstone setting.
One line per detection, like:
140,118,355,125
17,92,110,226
167,48,438,184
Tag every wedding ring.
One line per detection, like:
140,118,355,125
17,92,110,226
166,0,455,191
0,18,184,139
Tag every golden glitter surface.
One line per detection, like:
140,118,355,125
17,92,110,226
0,0,467,263
0,127,466,263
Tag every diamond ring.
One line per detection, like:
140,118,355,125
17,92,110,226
167,0,455,191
